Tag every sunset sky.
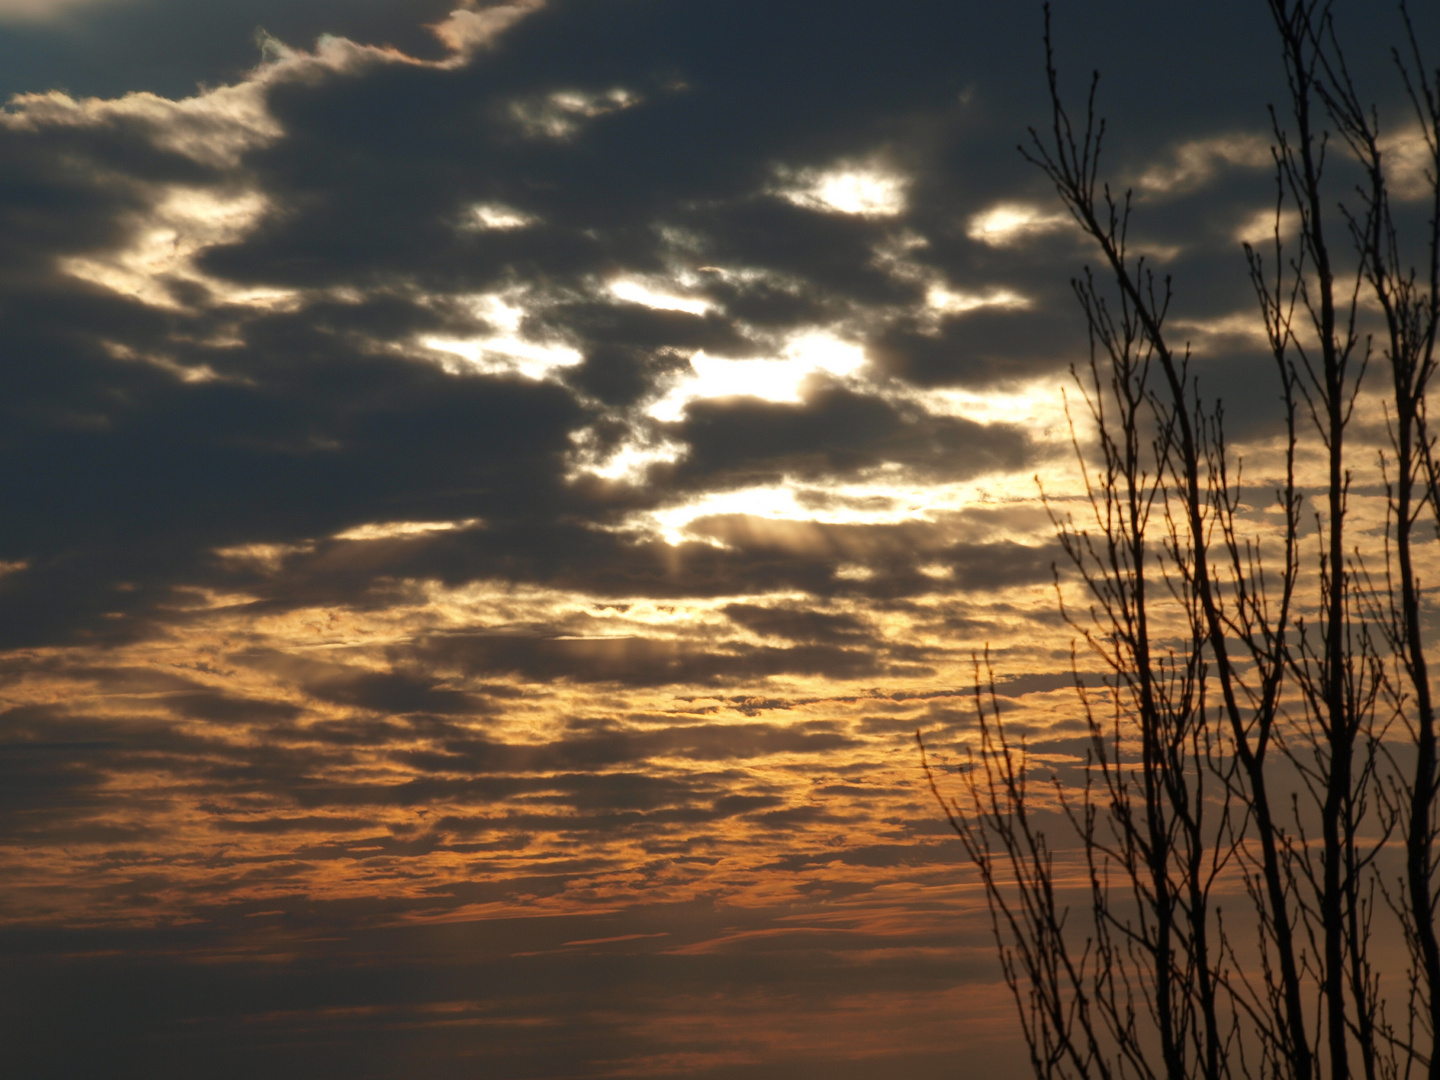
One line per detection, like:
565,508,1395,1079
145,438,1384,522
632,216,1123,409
2,1,1435,1077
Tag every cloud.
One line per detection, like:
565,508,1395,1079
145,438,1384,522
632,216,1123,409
662,380,1034,490
1135,133,1272,196
0,0,124,22
722,602,870,643
407,632,901,686
772,159,910,218
966,203,1072,247
0,0,1086,652
428,0,546,57
7,1,1436,1075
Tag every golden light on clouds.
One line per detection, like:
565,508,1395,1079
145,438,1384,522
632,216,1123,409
8,0,1429,1074
332,518,485,542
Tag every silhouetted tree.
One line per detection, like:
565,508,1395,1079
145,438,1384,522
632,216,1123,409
922,4,1440,1079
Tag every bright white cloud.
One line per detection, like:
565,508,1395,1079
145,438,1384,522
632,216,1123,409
910,376,1073,436
609,278,713,315
570,331,873,490
3,5,553,323
0,3,541,169
421,291,583,380
774,161,908,217
866,228,1033,328
966,203,1071,246
568,427,686,484
648,332,868,422
925,285,1029,316
646,484,881,546
641,464,1063,548
464,202,539,230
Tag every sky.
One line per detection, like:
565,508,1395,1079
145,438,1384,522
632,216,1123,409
1,1,1435,1077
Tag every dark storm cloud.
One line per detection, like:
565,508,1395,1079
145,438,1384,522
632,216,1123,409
407,631,907,686
673,198,917,308
204,509,1055,618
1,672,862,835
0,6,1048,645
663,379,1033,488
870,301,1082,387
2,0,1422,646
0,716,121,836
0,896,1001,1080
679,517,1057,594
303,665,485,715
0,290,585,645
3,691,354,779
159,690,303,724
722,602,870,644
393,719,857,774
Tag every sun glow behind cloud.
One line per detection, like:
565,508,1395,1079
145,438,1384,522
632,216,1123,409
774,161,909,217
565,330,871,483
648,333,868,422
912,377,1075,432
463,202,538,230
568,426,687,482
421,291,583,379
609,277,713,315
925,284,1030,316
966,203,1071,246
634,374,1082,546
643,472,1057,548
